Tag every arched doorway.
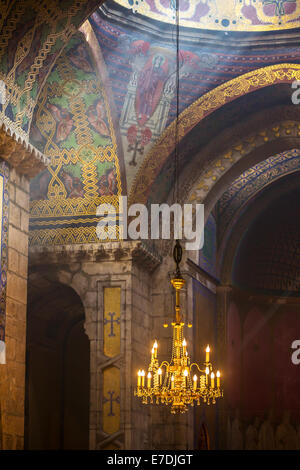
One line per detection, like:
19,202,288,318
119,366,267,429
220,174,300,449
25,277,90,450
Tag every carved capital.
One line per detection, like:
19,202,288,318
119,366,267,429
0,124,49,178
29,240,162,273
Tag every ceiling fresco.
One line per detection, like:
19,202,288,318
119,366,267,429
29,33,123,246
90,5,300,191
3,0,298,248
114,0,300,32
145,84,299,207
0,0,300,148
0,0,100,140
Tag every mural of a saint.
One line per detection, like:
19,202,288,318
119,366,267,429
135,53,169,127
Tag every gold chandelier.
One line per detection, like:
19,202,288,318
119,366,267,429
135,241,223,414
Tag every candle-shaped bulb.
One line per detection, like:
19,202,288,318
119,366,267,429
158,368,162,386
171,375,175,389
184,368,188,387
205,367,209,385
147,372,152,388
137,369,141,387
141,370,145,387
211,372,215,389
206,345,210,363
153,340,158,358
182,338,187,356
216,370,221,387
193,374,197,391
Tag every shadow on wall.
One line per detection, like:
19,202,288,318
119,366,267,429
227,409,300,450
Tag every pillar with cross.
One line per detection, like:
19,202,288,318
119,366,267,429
103,390,120,417
104,311,120,337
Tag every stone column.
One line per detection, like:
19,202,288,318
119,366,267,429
29,241,160,450
0,127,48,449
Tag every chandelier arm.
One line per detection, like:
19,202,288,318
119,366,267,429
159,361,170,368
189,363,206,373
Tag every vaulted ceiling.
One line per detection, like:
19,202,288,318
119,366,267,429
2,1,300,247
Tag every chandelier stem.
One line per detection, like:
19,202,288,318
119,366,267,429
171,277,185,324
175,290,181,323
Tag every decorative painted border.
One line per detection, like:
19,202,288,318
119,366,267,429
0,159,9,364
29,32,123,246
115,0,300,32
217,148,300,242
129,63,300,205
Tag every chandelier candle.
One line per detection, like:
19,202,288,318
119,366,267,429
217,371,221,388
153,341,158,359
193,375,197,391
211,372,215,389
206,345,210,363
134,240,224,414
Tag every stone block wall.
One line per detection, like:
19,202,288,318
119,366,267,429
1,230,201,451
0,167,30,450
28,242,158,450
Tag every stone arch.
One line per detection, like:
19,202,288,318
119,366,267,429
218,171,300,286
147,106,300,260
129,64,300,206
27,266,94,336
217,150,300,278
183,107,300,212
26,271,91,449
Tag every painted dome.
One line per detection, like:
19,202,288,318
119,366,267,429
114,0,300,32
